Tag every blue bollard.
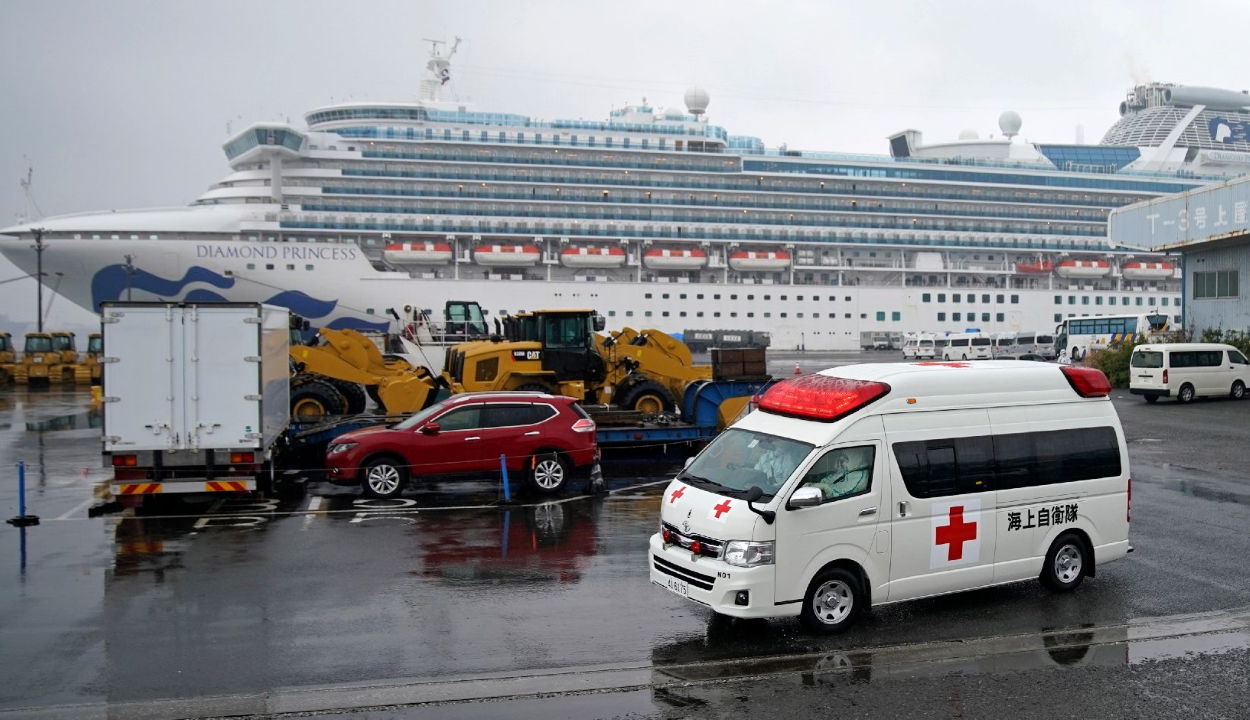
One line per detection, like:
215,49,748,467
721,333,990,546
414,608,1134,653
8,460,41,527
499,454,513,503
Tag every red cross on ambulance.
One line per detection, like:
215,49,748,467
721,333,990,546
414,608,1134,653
707,498,732,522
929,500,981,568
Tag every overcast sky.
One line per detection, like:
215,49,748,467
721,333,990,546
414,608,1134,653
1,0,1248,329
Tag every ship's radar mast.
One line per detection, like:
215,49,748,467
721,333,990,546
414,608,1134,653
419,36,463,103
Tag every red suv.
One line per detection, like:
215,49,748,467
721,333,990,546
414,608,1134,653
325,392,598,498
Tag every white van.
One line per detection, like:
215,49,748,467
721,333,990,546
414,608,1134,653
1129,343,1249,404
650,362,1130,634
942,334,992,361
902,335,936,360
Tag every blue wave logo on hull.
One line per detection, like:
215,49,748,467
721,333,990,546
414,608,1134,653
91,264,390,332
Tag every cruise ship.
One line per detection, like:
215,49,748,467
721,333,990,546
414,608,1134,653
5,45,1250,350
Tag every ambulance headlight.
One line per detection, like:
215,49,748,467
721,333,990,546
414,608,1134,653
722,540,774,567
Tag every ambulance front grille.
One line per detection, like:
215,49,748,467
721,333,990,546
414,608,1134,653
662,522,723,559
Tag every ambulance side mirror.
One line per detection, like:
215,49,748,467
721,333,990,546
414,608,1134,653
744,486,775,525
684,457,695,469
788,486,823,509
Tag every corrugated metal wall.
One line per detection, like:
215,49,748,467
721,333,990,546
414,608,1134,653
1185,241,1250,336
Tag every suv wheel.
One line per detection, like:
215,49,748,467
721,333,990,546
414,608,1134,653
529,453,569,493
362,457,407,499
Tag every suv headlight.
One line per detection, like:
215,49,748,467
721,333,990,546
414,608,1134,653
328,442,358,455
722,540,774,567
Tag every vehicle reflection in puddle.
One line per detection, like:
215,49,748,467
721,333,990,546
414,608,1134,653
23,407,103,432
649,613,1250,709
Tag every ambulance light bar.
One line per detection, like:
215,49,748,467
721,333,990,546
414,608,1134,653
759,375,890,422
1060,366,1111,398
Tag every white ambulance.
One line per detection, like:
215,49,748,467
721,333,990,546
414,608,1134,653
650,362,1131,634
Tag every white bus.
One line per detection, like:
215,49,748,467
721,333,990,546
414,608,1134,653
1056,313,1171,361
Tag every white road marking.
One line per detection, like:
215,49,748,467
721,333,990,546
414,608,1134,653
52,496,97,521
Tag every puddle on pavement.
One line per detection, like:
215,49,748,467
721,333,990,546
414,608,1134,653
1160,479,1250,506
23,409,102,432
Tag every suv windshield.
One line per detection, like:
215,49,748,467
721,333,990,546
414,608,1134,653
680,428,813,501
1131,351,1164,369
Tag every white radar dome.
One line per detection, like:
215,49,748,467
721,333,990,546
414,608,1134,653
684,86,710,116
999,110,1022,139
958,129,980,140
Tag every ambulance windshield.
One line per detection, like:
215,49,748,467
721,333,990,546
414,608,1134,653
680,429,813,501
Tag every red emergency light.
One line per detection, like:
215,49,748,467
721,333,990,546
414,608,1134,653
759,375,890,423
1060,366,1111,398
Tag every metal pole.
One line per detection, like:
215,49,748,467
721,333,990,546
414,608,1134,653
124,254,135,301
32,229,45,332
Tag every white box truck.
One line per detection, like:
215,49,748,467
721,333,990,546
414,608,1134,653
101,302,290,503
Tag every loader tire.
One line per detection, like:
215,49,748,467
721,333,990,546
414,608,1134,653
327,379,368,415
290,378,347,420
618,379,676,414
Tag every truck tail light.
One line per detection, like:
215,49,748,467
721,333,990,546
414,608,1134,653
1162,369,1168,385
571,419,596,433
111,454,137,467
230,452,255,464
1060,366,1111,398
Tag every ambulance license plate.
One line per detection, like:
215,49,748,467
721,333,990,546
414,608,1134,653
665,577,689,598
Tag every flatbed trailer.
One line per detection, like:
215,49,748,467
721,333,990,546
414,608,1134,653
286,378,777,454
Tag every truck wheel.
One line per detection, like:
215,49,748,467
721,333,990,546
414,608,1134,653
290,378,347,420
1040,533,1087,592
362,457,407,499
1232,380,1246,400
619,380,676,413
528,453,569,494
1144,394,1159,404
328,379,368,415
516,383,552,395
800,567,862,634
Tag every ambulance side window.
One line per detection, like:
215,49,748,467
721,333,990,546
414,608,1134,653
796,446,875,504
894,437,994,498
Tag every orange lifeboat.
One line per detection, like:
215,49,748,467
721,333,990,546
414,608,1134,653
728,250,791,272
473,244,541,266
643,248,707,270
383,242,453,265
1015,260,1053,274
1121,261,1175,281
560,246,627,268
1055,260,1111,279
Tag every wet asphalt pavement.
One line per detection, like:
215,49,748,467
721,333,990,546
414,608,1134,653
1,353,1249,718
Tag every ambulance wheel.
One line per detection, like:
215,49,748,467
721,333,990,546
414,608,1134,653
1177,383,1195,404
961,354,968,361
1041,533,1087,592
1231,380,1245,400
1144,394,1159,404
361,456,407,499
800,567,862,634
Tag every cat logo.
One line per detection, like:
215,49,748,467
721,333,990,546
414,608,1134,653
511,350,542,361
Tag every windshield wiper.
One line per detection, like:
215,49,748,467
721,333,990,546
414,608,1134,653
677,470,724,489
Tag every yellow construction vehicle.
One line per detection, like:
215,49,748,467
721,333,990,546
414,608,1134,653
288,327,444,419
50,331,89,384
13,333,59,385
441,309,712,413
76,333,104,384
0,332,14,384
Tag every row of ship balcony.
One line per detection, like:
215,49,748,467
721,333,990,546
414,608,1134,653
294,203,1105,238
276,216,1110,250
316,186,1108,225
324,128,1221,183
332,168,1139,209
